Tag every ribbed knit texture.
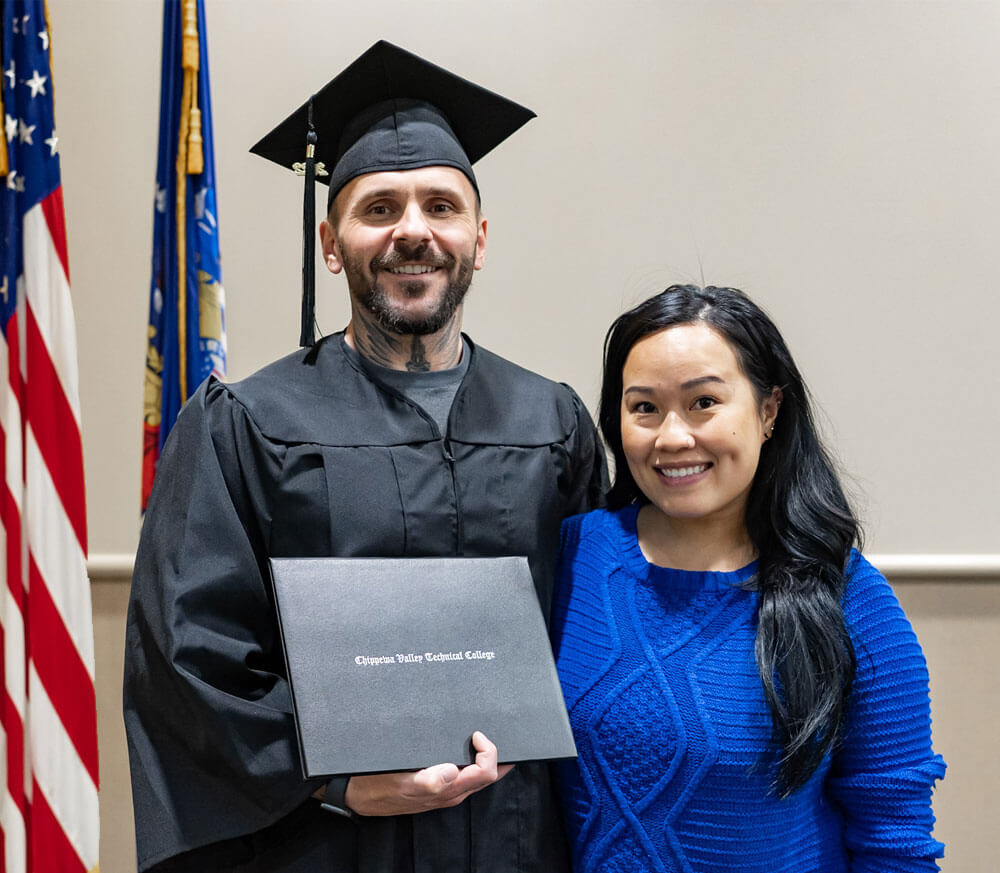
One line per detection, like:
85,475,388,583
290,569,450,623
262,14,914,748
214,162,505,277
552,506,946,873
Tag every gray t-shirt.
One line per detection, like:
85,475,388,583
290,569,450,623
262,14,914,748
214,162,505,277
343,335,471,435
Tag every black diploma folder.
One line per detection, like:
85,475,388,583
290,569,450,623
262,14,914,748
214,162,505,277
268,555,577,777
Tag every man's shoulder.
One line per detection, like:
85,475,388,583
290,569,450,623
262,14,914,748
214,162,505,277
206,335,383,444
465,339,588,411
469,342,563,388
456,340,590,445
224,337,349,401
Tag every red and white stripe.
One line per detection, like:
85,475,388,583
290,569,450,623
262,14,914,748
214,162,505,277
0,191,99,872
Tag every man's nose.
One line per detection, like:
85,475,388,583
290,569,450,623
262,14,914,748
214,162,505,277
393,202,431,244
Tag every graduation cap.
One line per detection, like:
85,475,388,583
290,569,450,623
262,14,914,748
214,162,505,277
250,40,536,347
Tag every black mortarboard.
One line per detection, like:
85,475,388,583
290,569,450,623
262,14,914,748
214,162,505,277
250,40,536,347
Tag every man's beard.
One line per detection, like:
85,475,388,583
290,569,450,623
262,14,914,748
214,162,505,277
343,243,475,335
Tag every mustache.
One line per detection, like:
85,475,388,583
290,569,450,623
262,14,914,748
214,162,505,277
371,245,454,271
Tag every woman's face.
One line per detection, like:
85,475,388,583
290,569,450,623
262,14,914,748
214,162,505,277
620,322,780,530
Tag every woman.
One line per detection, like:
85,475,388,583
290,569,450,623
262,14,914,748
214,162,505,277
552,285,945,872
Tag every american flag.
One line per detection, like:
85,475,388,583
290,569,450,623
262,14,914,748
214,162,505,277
0,2,100,872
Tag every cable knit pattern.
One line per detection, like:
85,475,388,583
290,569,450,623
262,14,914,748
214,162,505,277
552,506,945,873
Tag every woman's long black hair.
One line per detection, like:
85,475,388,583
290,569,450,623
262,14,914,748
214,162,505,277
600,285,859,795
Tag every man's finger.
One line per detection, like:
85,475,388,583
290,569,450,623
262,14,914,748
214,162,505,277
411,763,460,795
469,731,514,781
471,730,499,776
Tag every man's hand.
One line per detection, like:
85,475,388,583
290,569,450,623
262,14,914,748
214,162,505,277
343,731,514,817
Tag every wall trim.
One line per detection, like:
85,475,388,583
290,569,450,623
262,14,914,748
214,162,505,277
88,553,135,579
87,553,1000,581
867,554,1000,578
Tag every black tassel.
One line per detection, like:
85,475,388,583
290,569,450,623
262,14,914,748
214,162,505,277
300,98,317,348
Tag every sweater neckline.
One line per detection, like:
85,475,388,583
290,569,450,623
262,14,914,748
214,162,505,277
616,503,759,591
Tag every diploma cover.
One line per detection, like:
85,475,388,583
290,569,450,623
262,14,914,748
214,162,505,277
269,556,577,777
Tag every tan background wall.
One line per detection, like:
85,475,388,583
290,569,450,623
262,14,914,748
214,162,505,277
37,0,1000,870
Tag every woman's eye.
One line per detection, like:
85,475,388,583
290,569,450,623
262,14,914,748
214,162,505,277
692,396,717,411
632,401,657,414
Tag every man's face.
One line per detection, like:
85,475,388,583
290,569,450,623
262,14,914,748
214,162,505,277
320,166,487,335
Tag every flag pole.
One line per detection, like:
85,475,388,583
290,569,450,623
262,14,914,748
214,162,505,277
175,0,200,403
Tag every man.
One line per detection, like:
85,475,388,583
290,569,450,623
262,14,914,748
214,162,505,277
124,41,606,873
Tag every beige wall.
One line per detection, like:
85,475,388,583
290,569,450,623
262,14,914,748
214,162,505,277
38,0,1000,870
895,580,1000,872
56,0,1000,558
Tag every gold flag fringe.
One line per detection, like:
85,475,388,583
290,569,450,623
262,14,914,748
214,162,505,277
44,0,55,114
182,0,203,175
44,0,54,77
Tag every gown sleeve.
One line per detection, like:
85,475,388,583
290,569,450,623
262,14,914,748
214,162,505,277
562,384,608,515
827,553,947,873
123,378,325,871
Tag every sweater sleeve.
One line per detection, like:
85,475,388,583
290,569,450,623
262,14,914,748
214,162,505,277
827,553,946,873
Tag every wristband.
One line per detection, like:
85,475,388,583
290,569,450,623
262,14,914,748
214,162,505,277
319,775,358,821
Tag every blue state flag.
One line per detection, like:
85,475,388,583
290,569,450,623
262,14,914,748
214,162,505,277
143,0,225,510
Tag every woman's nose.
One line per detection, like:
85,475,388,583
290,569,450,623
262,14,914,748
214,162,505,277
653,412,695,451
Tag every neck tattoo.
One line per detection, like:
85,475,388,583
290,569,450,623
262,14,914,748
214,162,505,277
351,305,463,371
353,308,403,369
406,337,430,372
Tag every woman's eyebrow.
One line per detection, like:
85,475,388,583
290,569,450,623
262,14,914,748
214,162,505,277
680,375,726,390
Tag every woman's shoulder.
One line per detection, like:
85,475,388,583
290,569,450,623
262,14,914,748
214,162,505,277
843,550,903,618
842,549,929,684
845,548,882,581
842,549,909,625
561,505,635,550
558,505,643,584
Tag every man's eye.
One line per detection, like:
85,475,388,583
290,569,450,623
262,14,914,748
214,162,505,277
363,202,397,217
429,202,454,214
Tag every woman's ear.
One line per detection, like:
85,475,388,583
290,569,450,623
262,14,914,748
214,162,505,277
762,386,783,436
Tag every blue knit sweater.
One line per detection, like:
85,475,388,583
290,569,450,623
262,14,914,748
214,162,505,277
552,506,945,873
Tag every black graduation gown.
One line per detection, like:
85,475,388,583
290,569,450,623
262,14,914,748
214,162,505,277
124,334,606,873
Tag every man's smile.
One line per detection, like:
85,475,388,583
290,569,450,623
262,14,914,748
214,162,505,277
387,264,440,275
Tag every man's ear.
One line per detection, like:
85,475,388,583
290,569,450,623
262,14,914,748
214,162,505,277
473,216,487,271
319,219,343,275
